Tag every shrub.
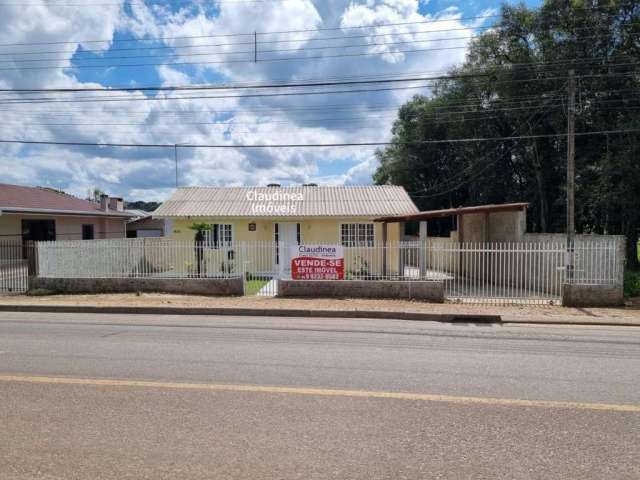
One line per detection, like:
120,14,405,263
27,288,57,296
624,270,640,298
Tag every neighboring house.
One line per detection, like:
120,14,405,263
153,185,419,275
0,183,133,244
125,210,165,238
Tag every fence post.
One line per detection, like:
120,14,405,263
419,221,427,279
381,223,388,277
615,236,626,288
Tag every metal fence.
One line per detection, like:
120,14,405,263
35,238,622,304
0,241,34,295
37,238,239,279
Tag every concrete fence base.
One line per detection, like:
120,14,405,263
561,283,624,307
30,277,244,296
277,280,445,302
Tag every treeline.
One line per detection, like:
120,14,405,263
374,0,640,266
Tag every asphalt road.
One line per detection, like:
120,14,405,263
1,312,639,479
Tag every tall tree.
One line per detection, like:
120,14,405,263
374,0,640,266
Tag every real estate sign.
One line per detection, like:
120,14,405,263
291,245,344,280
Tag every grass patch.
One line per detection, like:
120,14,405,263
624,270,640,298
244,278,269,296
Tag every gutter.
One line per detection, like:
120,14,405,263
0,207,134,218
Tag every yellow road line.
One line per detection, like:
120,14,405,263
1,374,638,413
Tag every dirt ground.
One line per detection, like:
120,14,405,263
1,293,639,324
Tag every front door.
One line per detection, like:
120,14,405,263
275,223,299,277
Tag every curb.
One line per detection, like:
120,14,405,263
0,304,502,324
501,319,640,327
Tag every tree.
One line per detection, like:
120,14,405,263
374,0,640,267
88,188,105,202
189,223,211,277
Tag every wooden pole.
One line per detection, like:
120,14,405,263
566,69,576,282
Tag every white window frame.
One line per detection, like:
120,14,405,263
340,222,375,247
206,223,233,249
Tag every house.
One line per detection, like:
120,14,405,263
154,184,419,243
153,185,419,276
0,183,133,244
125,210,165,238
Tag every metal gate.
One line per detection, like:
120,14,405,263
436,242,566,305
0,241,30,295
238,242,280,296
430,241,620,305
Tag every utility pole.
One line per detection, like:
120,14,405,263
254,32,258,63
174,144,179,188
566,69,576,282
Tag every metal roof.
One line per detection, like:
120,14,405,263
154,186,419,218
374,202,529,223
0,183,133,218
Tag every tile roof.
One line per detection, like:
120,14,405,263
0,183,130,217
154,186,419,218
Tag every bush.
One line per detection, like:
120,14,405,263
624,270,640,298
27,288,57,296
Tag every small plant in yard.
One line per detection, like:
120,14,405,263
189,222,212,241
189,223,211,277
624,270,640,298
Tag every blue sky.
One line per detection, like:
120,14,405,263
0,0,542,202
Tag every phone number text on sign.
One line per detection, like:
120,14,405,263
291,245,345,280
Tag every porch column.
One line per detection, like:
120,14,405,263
419,221,427,278
381,222,388,277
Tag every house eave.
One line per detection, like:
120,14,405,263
0,207,134,218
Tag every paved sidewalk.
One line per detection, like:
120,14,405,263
0,293,638,326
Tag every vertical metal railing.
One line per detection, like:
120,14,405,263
0,240,30,294
29,238,621,303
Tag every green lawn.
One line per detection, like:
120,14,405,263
244,279,269,296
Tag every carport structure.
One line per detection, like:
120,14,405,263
374,202,529,278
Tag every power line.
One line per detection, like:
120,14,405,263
0,23,615,59
0,14,504,48
0,71,636,105
4,55,636,93
2,86,633,116
0,128,638,149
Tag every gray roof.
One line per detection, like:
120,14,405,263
154,186,418,218
125,209,152,219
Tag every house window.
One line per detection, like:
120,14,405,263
22,219,55,242
82,224,94,240
341,223,375,247
206,224,233,248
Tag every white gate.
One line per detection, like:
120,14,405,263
426,241,621,305
434,242,566,305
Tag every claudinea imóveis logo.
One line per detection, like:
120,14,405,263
246,189,304,214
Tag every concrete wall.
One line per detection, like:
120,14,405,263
277,279,444,302
456,210,527,243
562,284,624,307
0,215,21,241
31,276,244,296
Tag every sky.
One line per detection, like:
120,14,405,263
0,0,541,202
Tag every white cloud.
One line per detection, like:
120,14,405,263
0,0,485,201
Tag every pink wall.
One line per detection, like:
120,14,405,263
0,214,127,242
